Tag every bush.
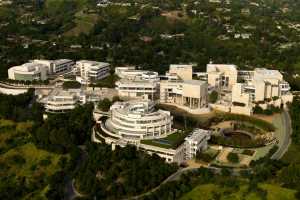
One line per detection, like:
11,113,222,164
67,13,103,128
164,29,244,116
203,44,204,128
254,105,282,115
209,91,218,103
227,152,239,163
242,149,255,156
232,102,246,107
10,154,26,165
98,98,112,112
39,158,52,166
92,74,119,88
196,150,218,163
62,81,81,89
267,145,279,158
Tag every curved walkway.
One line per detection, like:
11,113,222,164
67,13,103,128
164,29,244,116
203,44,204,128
271,110,292,159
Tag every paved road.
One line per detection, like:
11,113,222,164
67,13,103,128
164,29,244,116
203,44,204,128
65,146,87,200
272,110,292,159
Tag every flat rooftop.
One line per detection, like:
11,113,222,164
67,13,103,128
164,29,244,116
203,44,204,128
184,79,206,85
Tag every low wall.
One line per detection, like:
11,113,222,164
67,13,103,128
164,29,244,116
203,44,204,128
231,106,252,116
0,87,27,95
210,103,230,112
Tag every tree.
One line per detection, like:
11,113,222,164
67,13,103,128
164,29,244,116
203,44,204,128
227,152,239,163
62,81,81,89
98,98,112,112
209,91,218,103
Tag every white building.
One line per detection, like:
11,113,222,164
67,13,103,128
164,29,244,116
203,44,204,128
115,66,159,80
207,63,238,90
76,60,110,84
33,59,74,75
231,68,292,113
160,79,208,110
184,129,211,160
115,67,160,100
8,62,48,81
44,89,86,113
208,64,293,115
104,100,173,141
167,64,193,80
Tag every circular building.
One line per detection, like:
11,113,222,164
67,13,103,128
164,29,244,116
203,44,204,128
103,100,173,141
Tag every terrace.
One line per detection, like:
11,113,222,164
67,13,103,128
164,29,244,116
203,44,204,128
141,131,189,149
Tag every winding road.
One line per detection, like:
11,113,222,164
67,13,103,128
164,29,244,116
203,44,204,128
271,110,292,159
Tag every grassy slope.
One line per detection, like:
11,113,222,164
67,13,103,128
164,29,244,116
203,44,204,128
64,11,99,36
0,120,67,199
0,143,63,179
44,0,96,36
180,183,296,200
281,143,300,164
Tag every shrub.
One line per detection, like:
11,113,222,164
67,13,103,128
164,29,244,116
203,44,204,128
209,91,218,103
232,102,246,107
196,152,214,162
242,149,255,156
62,81,81,89
98,98,112,112
227,152,239,163
39,158,52,166
10,154,26,165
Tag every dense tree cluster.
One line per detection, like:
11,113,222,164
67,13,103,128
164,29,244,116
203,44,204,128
74,143,178,199
32,103,94,153
62,81,81,89
0,88,43,122
288,96,300,145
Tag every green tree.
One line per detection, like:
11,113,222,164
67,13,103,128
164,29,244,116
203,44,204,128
227,152,239,163
209,91,218,103
98,98,112,112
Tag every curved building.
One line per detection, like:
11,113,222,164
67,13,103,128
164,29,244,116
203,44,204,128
104,100,173,141
8,63,47,81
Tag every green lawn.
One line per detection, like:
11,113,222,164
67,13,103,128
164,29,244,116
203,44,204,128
281,143,300,164
141,131,189,149
261,184,297,200
180,183,296,200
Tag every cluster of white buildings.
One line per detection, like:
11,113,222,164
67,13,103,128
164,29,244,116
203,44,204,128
114,63,292,116
115,64,209,113
6,58,294,163
37,87,117,114
7,59,110,84
206,64,293,115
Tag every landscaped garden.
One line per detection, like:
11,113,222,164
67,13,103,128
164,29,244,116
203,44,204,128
210,118,276,149
196,147,220,163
